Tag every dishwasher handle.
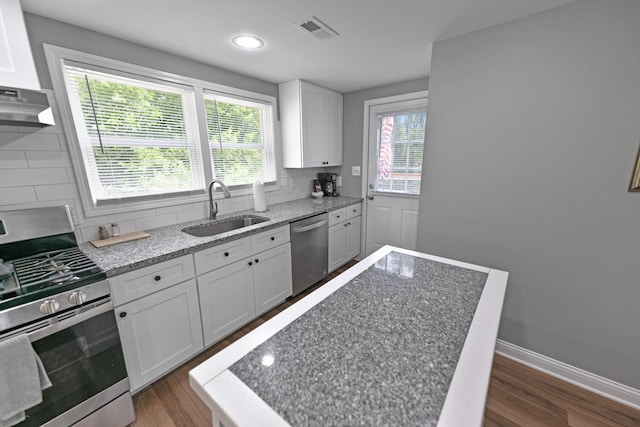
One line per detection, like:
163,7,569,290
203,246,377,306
291,219,328,234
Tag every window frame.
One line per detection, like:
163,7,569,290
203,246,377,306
44,44,279,217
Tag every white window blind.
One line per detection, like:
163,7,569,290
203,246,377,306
63,63,204,205
375,109,426,195
204,91,276,186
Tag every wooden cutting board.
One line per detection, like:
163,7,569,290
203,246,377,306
90,231,150,248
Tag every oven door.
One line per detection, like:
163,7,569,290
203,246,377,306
8,299,134,427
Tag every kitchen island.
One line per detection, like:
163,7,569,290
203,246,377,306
189,246,508,427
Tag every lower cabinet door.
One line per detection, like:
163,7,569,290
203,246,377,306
328,222,346,273
198,260,256,346
115,279,204,393
253,243,293,316
345,216,362,261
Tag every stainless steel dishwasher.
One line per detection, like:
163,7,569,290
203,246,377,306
290,213,328,296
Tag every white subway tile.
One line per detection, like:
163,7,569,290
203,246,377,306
18,124,64,135
114,220,136,235
79,227,100,243
78,215,109,227
0,197,77,212
135,213,177,231
235,198,252,211
176,207,207,223
0,132,61,151
156,202,195,215
0,187,37,205
34,183,80,201
25,151,72,168
108,208,157,222
0,125,18,133
66,169,76,183
0,168,68,187
0,151,27,169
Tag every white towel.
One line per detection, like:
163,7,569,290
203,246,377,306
0,334,52,427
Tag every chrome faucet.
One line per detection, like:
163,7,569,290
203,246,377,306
208,179,231,220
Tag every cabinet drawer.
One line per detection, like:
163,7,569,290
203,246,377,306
346,202,362,220
109,255,195,306
250,225,290,253
328,208,346,226
194,236,251,275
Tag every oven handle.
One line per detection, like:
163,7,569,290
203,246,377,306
1,300,114,343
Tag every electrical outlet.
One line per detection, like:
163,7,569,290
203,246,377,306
352,166,361,176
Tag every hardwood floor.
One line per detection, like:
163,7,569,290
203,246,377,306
485,355,640,426
131,260,640,427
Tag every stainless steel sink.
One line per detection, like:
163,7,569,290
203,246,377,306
182,215,270,237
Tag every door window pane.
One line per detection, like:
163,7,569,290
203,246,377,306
375,111,426,195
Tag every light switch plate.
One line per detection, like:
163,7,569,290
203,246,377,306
352,166,361,176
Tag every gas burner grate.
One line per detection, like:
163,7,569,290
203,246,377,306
13,248,99,291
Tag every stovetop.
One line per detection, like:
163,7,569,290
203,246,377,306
0,247,106,311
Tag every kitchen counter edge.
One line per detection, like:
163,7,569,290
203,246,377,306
79,196,362,277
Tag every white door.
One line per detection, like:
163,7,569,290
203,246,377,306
362,92,428,256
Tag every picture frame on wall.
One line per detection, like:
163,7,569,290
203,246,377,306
630,145,640,192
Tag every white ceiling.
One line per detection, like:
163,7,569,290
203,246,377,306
21,0,577,93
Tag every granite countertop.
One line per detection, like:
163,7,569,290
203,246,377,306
80,196,361,276
228,251,487,426
189,246,508,427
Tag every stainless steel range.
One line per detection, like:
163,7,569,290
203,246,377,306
0,206,135,427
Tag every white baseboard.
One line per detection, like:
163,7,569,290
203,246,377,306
495,339,640,411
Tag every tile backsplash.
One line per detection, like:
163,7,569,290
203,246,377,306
0,90,323,242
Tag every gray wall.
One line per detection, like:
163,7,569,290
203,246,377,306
340,78,429,197
24,13,277,97
417,0,640,388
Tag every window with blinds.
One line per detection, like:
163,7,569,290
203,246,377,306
375,110,426,195
204,92,276,186
63,63,204,205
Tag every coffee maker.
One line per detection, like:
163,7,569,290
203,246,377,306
318,173,339,197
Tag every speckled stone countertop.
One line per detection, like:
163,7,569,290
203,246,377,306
80,196,361,276
228,250,488,426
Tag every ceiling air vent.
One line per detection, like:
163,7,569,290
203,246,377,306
295,16,339,41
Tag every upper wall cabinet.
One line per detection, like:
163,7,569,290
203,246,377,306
279,80,343,168
0,0,41,90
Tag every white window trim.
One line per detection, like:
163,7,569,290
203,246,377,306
44,44,279,217
360,91,428,199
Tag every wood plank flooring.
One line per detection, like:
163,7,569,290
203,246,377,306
131,260,640,426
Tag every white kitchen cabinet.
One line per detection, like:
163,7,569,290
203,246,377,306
198,243,293,345
328,203,362,273
0,0,41,90
279,80,343,168
115,279,204,393
253,243,292,316
345,216,362,261
328,222,347,273
109,254,195,306
193,235,251,275
198,260,256,346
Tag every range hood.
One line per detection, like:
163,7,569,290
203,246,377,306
0,87,55,127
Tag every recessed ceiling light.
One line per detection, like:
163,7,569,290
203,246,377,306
232,35,264,49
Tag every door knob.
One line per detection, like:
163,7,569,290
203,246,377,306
367,195,374,200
